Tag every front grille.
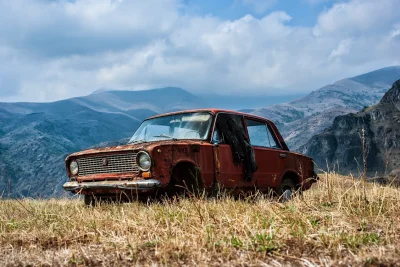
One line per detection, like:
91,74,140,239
77,152,139,176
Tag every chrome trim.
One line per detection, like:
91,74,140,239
136,151,151,171
70,160,79,175
63,179,162,191
76,152,139,176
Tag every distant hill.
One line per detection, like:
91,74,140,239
302,79,400,174
1,67,400,198
75,87,205,114
200,94,305,110
252,66,400,151
0,87,207,197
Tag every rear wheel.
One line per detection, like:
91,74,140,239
277,178,296,202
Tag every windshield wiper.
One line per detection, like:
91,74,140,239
152,134,177,140
128,139,146,144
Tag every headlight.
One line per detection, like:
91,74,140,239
69,161,79,175
137,151,151,171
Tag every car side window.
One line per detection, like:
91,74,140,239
266,125,279,148
246,119,278,148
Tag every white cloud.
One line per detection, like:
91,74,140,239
329,39,353,59
0,0,399,102
63,0,180,34
390,24,400,39
313,0,398,36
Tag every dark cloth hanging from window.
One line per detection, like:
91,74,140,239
216,113,258,181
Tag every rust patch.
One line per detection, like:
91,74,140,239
190,144,200,153
213,146,221,175
173,146,190,156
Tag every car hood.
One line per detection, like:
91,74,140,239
66,140,207,159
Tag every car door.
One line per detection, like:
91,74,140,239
245,118,286,190
212,113,256,189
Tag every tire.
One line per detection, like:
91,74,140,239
84,194,115,206
277,178,296,202
168,165,202,197
84,194,95,206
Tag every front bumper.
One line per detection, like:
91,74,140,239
63,179,162,192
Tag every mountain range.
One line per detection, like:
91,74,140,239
0,67,399,197
252,66,400,151
0,88,206,197
303,79,400,174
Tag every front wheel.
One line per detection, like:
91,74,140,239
84,194,95,206
83,194,114,206
167,164,203,198
277,179,296,202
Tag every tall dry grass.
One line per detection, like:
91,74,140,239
0,174,399,266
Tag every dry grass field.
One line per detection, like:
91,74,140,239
1,174,399,266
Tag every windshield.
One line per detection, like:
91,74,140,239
128,112,213,143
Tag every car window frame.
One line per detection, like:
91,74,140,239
210,112,246,144
265,121,286,150
243,117,282,149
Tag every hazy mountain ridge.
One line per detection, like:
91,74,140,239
1,67,400,198
73,87,205,114
302,79,400,174
0,88,207,197
252,66,400,151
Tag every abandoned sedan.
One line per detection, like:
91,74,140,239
63,109,318,204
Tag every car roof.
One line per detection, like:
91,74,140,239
147,108,271,123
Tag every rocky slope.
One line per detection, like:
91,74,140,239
0,88,206,197
252,66,400,151
302,80,400,174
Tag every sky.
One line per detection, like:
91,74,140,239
0,0,399,102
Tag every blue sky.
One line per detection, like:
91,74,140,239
0,0,399,102
183,0,335,26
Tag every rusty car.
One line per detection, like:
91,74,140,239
63,109,318,204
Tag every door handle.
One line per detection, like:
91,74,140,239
279,153,287,158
